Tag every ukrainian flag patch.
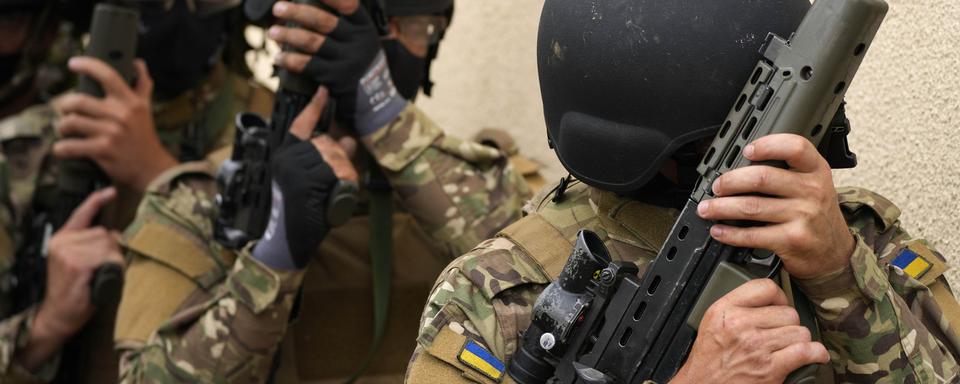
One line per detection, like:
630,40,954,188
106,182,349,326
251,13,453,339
458,339,505,381
892,248,932,280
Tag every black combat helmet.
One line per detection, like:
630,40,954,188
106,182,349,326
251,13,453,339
379,0,451,16
538,0,811,193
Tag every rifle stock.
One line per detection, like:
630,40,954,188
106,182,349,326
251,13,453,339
510,1,888,383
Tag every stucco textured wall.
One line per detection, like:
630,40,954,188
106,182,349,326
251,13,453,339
416,1,960,287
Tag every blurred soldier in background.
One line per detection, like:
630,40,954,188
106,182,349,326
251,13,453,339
115,0,534,381
0,0,79,120
0,0,274,382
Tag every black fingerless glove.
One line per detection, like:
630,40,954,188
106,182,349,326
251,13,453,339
300,8,406,135
252,135,337,269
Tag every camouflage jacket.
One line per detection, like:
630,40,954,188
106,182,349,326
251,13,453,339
114,102,530,382
0,64,273,383
408,180,960,383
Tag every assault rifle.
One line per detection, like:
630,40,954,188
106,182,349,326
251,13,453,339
11,2,137,312
508,0,888,383
215,0,359,249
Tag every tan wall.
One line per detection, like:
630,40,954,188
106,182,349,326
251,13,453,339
252,0,960,286
416,0,960,287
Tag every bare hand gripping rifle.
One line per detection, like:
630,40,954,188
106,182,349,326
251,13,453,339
12,2,137,312
508,0,888,383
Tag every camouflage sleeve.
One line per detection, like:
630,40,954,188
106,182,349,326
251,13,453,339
117,251,303,384
0,307,58,384
116,162,304,383
362,104,531,257
408,238,548,383
795,187,960,383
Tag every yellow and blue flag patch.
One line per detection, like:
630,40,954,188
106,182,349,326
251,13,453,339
458,340,505,381
892,248,932,280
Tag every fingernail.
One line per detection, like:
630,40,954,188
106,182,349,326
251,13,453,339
744,144,755,158
101,187,117,198
711,179,721,195
273,2,288,14
268,26,279,38
67,57,79,67
697,201,709,216
273,53,283,65
710,226,723,237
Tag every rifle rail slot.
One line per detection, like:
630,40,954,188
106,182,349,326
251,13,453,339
633,302,647,320
647,276,661,295
742,117,758,140
725,146,741,168
619,327,633,347
702,147,717,165
735,94,748,112
834,81,846,94
666,247,678,261
854,43,866,56
750,67,763,84
811,124,823,137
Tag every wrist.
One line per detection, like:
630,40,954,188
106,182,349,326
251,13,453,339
795,231,888,304
32,304,75,343
19,305,74,372
134,150,178,192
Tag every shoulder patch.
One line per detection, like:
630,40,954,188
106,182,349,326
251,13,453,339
887,240,950,286
458,339,505,382
892,248,932,281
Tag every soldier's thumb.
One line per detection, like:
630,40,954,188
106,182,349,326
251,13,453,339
289,86,329,140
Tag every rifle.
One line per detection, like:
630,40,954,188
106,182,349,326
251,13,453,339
11,2,137,314
508,0,888,383
215,0,358,250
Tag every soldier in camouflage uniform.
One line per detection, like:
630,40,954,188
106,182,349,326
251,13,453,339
113,0,531,382
409,1,960,383
0,1,275,382
0,0,79,120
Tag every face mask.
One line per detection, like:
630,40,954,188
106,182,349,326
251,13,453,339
137,1,226,99
0,54,21,86
382,39,426,101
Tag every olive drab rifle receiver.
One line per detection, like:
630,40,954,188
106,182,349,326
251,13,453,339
12,2,138,313
508,0,888,383
215,0,359,249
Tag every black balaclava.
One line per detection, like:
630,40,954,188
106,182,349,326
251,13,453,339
0,54,20,86
137,0,227,100
381,39,425,100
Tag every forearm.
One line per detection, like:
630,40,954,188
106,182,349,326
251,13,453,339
362,105,530,255
0,307,59,383
796,234,959,382
118,252,303,383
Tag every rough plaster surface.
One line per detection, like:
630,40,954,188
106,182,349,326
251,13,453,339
252,1,960,288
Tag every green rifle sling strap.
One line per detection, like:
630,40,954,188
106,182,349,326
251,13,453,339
347,157,393,383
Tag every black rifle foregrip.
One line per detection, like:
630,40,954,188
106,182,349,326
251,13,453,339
90,263,124,306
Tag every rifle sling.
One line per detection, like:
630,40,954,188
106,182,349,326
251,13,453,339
347,158,394,382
